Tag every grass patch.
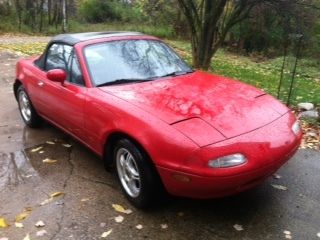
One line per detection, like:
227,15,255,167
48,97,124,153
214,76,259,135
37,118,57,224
67,21,175,39
0,21,175,40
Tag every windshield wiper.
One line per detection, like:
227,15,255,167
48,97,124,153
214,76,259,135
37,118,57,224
96,78,152,87
152,70,194,79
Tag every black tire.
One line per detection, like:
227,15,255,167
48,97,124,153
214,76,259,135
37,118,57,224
113,138,164,208
17,85,42,128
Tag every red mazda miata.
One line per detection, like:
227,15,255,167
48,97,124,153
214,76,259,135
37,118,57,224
14,32,302,208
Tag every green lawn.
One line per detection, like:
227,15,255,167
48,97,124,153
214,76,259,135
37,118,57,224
1,38,319,105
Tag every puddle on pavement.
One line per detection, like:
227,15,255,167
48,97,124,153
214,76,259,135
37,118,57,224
0,137,71,191
0,150,37,190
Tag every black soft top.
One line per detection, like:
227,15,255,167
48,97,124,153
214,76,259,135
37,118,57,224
35,31,144,69
51,31,144,45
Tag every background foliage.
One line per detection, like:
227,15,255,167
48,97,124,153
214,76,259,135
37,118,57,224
0,0,319,104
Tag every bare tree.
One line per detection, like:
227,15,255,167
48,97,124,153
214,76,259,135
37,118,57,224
177,0,272,69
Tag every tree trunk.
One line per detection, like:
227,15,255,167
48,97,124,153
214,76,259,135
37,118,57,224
62,0,67,32
39,0,45,32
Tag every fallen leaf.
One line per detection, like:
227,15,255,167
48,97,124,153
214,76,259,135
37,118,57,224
114,215,124,223
50,192,64,198
36,230,47,237
46,141,55,145
233,224,244,231
42,158,57,164
136,224,143,230
271,184,288,191
161,224,168,229
0,218,9,228
15,208,32,222
112,204,132,214
15,222,24,228
40,198,53,206
35,220,45,227
178,212,184,217
31,146,43,152
62,144,72,148
101,229,112,238
40,192,64,205
22,234,30,240
273,174,281,179
55,200,64,205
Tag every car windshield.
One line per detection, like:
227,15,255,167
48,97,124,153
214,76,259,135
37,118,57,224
84,39,192,86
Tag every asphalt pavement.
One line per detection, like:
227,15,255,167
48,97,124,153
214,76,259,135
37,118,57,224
0,50,319,240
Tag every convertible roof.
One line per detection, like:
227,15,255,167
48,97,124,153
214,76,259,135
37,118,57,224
51,31,144,45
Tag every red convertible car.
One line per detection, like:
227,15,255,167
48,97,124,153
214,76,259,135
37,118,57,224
14,32,302,208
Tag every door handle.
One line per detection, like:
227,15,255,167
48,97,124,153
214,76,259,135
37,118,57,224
37,81,44,87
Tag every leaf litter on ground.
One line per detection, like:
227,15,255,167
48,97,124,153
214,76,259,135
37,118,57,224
114,215,124,223
0,217,9,228
136,224,143,230
15,207,32,222
31,146,43,153
35,220,45,227
273,174,281,179
101,229,112,238
36,230,47,237
271,184,288,191
22,233,30,240
42,158,58,164
233,224,244,231
14,222,24,228
62,143,72,148
112,204,132,214
40,191,64,206
161,224,168,229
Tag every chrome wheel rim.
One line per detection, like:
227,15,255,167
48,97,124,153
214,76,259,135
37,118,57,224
19,91,32,122
116,148,141,198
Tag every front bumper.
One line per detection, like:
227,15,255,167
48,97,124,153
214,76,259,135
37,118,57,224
157,112,302,199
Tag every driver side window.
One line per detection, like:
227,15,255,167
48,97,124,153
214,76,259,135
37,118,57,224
45,44,72,72
45,44,85,86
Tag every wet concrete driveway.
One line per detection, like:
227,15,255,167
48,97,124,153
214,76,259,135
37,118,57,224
0,50,319,240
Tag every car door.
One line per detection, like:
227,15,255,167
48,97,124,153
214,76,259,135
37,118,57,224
39,43,87,140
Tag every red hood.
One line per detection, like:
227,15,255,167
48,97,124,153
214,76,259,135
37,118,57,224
99,71,288,139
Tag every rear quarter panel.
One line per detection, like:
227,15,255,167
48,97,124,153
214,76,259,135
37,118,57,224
16,57,44,111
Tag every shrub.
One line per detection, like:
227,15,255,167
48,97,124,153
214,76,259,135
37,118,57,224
79,0,121,23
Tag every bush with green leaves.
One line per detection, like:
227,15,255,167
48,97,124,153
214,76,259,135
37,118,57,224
79,0,121,23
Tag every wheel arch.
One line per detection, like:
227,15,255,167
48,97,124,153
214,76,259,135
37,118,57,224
103,131,153,167
13,79,23,100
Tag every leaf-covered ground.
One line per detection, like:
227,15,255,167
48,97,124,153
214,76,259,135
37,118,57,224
0,42,47,56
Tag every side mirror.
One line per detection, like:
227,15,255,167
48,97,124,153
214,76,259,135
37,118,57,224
47,69,66,83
